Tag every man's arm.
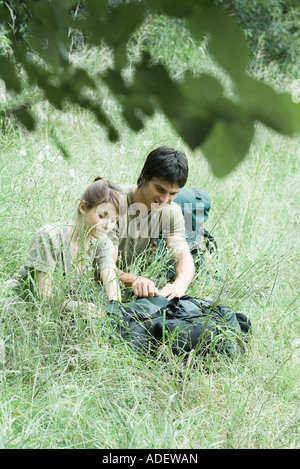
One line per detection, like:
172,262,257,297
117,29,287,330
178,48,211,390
112,244,159,298
159,236,195,300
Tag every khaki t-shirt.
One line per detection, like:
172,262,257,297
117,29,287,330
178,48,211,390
8,222,116,297
109,185,186,269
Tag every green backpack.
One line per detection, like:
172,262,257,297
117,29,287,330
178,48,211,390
173,187,211,250
158,188,218,278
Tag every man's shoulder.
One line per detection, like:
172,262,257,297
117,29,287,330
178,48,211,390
118,184,135,206
162,201,184,218
160,201,185,238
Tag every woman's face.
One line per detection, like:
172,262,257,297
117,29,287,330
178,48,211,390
81,202,118,238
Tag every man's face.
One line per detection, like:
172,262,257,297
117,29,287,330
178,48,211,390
142,177,180,211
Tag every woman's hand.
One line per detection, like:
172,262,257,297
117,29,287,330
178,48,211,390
86,302,106,318
62,299,105,318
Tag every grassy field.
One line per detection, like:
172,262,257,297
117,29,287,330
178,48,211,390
0,42,299,449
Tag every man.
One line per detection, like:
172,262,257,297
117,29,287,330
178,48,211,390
111,146,195,300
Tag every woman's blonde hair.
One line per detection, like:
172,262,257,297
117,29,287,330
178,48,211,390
78,177,127,217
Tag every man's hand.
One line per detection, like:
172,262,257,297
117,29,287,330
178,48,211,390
132,276,159,298
159,283,186,301
161,236,195,301
116,269,159,298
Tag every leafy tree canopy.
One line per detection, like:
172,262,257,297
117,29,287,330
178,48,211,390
0,0,299,176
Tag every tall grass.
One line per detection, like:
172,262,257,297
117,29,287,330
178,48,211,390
0,34,299,449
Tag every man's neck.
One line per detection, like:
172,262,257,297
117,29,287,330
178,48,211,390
132,185,149,216
132,185,142,202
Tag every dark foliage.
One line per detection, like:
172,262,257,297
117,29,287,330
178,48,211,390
0,0,299,176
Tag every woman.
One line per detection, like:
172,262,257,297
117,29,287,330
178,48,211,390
8,177,126,317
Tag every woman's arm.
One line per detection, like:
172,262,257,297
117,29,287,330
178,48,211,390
37,270,105,317
36,270,52,299
100,268,122,302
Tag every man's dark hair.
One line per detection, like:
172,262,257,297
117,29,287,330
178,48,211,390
137,146,188,187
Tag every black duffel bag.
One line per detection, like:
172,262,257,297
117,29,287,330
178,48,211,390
106,295,252,358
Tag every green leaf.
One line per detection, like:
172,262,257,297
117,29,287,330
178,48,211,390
0,57,21,92
113,42,129,71
147,0,196,18
180,71,224,104
76,96,119,142
124,94,155,118
201,118,254,177
12,106,36,131
101,3,145,45
54,0,79,9
9,39,38,86
122,105,144,131
100,3,145,68
43,84,65,109
238,76,300,136
27,3,69,69
128,59,222,148
165,72,222,148
187,2,249,81
102,69,129,96
133,54,180,105
63,68,97,94
85,0,108,19
170,112,214,149
50,127,71,159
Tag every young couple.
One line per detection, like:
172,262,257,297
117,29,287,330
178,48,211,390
10,146,195,317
